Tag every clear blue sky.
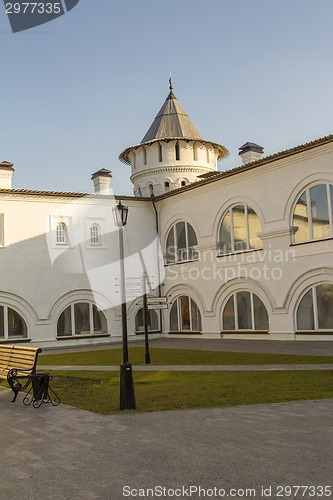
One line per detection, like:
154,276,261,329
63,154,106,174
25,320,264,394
1,0,333,195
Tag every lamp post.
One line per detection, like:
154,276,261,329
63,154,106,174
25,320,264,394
112,201,136,410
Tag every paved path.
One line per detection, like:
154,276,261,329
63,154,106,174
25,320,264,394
43,337,333,356
39,364,333,371
0,387,332,500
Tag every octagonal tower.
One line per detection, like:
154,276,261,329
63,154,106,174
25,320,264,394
119,80,229,197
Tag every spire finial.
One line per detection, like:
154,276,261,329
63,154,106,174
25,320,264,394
169,73,173,91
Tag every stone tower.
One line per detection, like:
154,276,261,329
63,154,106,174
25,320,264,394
119,80,229,197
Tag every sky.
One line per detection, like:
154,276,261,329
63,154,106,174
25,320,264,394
1,0,333,196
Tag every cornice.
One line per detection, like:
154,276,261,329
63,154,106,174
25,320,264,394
130,165,215,182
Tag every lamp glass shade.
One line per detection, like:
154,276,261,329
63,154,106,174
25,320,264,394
113,202,129,227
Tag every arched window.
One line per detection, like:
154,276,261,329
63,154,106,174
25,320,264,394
0,305,28,339
292,183,333,243
169,296,202,332
148,184,154,196
297,284,333,331
135,308,159,333
222,292,269,331
90,224,101,245
166,221,198,263
164,181,170,192
57,303,107,337
219,205,262,254
56,222,67,245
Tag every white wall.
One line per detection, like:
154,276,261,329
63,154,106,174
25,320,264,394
156,142,333,341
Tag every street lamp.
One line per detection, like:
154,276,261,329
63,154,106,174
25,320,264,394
112,201,136,410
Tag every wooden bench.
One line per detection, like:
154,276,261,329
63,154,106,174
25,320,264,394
0,345,42,402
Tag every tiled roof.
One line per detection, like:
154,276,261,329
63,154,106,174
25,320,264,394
0,188,149,201
156,134,333,199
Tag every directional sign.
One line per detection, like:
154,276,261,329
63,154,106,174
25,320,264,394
147,296,168,304
148,304,168,310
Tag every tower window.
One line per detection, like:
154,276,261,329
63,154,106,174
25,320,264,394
181,181,186,187
193,143,198,161
143,147,147,165
165,181,170,192
158,143,163,162
148,184,154,196
175,142,180,161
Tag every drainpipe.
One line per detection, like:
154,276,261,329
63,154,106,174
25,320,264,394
150,194,163,333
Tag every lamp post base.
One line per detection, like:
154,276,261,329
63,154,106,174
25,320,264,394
120,362,136,410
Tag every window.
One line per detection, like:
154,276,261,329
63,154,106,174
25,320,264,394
206,147,210,163
158,143,163,162
297,284,333,331
0,306,28,339
222,292,269,331
169,296,202,332
193,143,198,161
292,183,333,243
57,303,107,337
90,224,101,245
166,221,198,263
56,222,67,245
164,181,170,193
181,181,186,187
175,141,180,161
219,205,262,254
148,184,154,196
135,308,159,333
143,147,147,165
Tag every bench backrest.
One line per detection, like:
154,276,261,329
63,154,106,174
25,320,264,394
0,345,42,374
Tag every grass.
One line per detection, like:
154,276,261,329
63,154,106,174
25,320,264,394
40,347,333,366
48,369,333,414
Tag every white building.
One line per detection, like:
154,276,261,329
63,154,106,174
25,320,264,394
1,81,333,347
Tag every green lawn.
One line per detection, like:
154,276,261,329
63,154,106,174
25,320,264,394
48,369,333,414
40,347,333,366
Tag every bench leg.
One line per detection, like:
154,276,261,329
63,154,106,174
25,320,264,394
7,373,22,403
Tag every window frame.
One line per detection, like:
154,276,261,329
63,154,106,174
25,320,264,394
165,221,198,264
296,283,333,332
292,182,333,244
218,204,262,255
135,308,160,333
0,305,28,340
57,302,108,338
222,291,269,332
169,296,202,333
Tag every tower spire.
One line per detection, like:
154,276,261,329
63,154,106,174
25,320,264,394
169,74,173,91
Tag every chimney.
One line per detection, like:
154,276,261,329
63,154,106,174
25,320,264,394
91,169,112,195
0,161,14,189
239,143,264,165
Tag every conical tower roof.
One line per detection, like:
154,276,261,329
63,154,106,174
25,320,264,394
141,80,203,143
119,80,229,164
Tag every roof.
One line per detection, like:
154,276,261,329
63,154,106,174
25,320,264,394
119,81,229,164
141,89,203,143
157,134,333,199
0,187,149,201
